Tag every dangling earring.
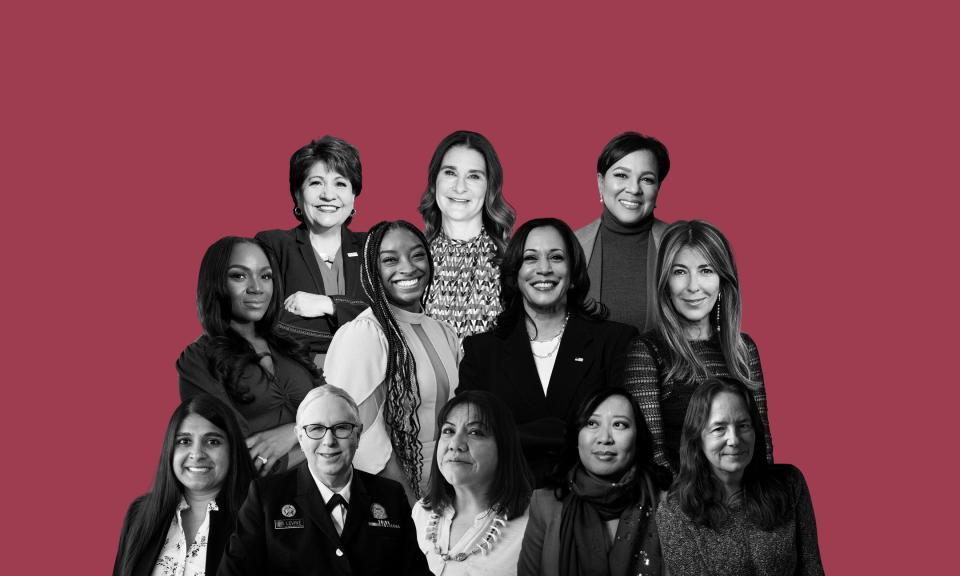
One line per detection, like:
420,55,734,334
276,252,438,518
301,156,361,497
293,206,303,218
715,290,722,333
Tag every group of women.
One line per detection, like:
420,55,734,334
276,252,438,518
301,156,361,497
115,131,824,575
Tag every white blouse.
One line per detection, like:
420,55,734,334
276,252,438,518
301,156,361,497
150,498,217,576
412,501,529,576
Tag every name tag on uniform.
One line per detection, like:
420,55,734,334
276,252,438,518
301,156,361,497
274,519,305,529
347,252,358,257
574,357,584,362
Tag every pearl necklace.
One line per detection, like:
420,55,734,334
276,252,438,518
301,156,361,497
529,313,569,359
425,509,508,562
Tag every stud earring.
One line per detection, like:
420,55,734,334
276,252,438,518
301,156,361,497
293,206,303,218
350,208,357,216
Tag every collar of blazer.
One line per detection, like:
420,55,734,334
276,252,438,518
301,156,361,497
293,225,363,297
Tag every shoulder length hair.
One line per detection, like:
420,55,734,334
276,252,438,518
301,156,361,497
654,220,753,386
418,130,516,256
196,236,319,404
422,391,533,518
549,387,666,508
116,395,255,576
360,220,435,498
673,378,790,530
495,217,606,336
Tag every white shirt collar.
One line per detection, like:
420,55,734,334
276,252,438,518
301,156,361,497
312,467,354,506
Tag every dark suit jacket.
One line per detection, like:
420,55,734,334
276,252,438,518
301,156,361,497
256,225,369,355
113,496,234,576
458,314,638,486
217,466,430,576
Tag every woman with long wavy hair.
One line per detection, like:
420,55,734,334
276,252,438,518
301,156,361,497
114,395,255,576
324,220,460,503
177,236,321,476
419,130,516,339
459,218,637,487
657,378,823,575
623,220,773,476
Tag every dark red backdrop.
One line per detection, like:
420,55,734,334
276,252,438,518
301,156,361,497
5,1,954,573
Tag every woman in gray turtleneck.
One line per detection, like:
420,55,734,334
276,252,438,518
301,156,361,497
575,132,671,333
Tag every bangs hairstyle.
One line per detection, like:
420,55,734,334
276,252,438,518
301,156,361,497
196,236,318,404
115,395,255,576
655,220,754,388
289,135,362,226
419,130,516,257
360,220,435,498
422,391,533,518
549,387,665,508
674,378,790,530
596,131,671,182
496,218,606,336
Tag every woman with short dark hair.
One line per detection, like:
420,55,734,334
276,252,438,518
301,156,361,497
256,135,370,366
177,236,320,475
657,378,824,575
419,130,516,339
518,388,666,576
575,131,671,332
459,218,637,486
114,395,255,576
413,391,533,575
624,220,773,475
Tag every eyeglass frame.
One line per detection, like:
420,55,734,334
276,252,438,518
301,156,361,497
300,422,360,440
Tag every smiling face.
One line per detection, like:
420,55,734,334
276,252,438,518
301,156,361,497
701,391,755,487
435,146,487,228
518,226,570,314
668,246,721,336
173,413,230,499
378,227,431,313
577,395,637,479
227,243,274,326
597,149,661,225
297,161,356,232
437,403,499,494
297,395,360,490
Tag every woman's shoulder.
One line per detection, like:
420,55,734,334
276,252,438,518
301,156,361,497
255,227,300,247
178,335,212,365
333,309,385,340
529,488,563,513
655,492,687,525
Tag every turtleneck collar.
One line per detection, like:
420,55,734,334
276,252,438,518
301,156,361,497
388,302,426,325
601,207,655,235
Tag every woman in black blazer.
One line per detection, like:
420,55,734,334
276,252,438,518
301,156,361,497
459,218,637,486
114,395,255,576
256,135,370,365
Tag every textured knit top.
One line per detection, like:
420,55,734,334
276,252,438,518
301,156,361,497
623,333,773,474
425,228,501,340
598,210,654,329
657,465,824,576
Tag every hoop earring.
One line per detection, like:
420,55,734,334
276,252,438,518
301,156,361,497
293,206,303,218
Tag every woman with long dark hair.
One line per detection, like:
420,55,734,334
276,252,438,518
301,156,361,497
413,391,533,575
657,378,823,575
624,220,773,475
518,388,665,576
256,135,370,366
324,220,460,502
419,130,516,339
114,395,255,576
575,131,671,332
177,236,321,475
459,218,637,486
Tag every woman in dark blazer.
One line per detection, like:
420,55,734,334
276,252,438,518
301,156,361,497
256,135,369,365
114,395,255,576
459,218,637,487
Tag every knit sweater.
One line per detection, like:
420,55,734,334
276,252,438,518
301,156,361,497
623,333,773,474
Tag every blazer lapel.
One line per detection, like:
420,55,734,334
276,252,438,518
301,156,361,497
338,469,369,544
546,315,594,417
295,226,327,294
205,506,229,575
295,466,340,545
340,227,363,299
504,321,551,416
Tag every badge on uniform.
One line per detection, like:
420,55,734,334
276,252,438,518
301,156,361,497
368,502,400,529
274,504,304,529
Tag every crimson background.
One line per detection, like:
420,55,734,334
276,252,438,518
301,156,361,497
3,1,955,573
